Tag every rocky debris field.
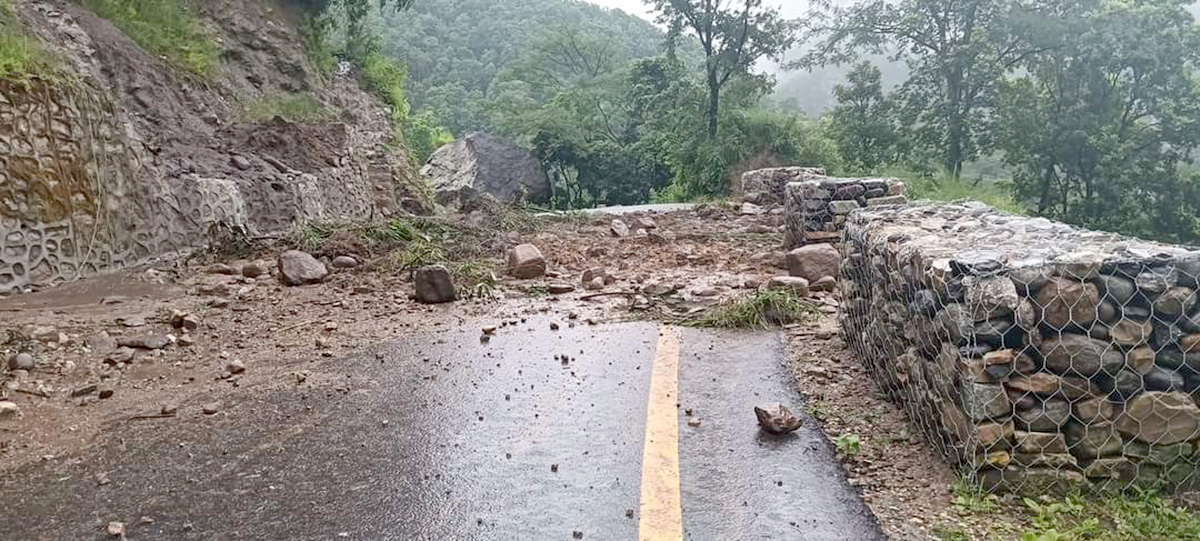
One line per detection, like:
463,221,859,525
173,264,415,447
0,203,1010,539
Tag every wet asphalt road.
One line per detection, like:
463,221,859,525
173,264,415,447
2,319,882,540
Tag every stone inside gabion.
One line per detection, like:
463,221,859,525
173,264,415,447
782,176,907,249
839,200,1200,495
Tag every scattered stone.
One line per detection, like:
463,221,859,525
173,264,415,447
178,335,196,347
71,383,98,397
809,276,836,292
507,244,547,279
241,261,268,278
6,353,33,371
99,388,114,400
766,276,809,296
106,347,136,365
331,256,359,269
198,283,232,297
324,322,339,332
161,404,178,415
207,263,235,275
740,202,764,215
277,250,329,286
117,335,171,350
786,244,841,282
633,216,657,230
753,403,803,434
86,334,115,351
202,402,221,415
547,283,575,294
610,219,630,237
414,265,457,304
0,401,18,420
107,521,125,537
227,360,246,375
30,326,58,343
585,277,605,291
482,325,498,335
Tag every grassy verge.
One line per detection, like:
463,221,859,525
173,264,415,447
686,289,817,329
898,171,1026,214
0,1,59,82
241,92,332,123
82,0,219,77
934,482,1200,540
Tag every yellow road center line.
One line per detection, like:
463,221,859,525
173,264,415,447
638,325,684,541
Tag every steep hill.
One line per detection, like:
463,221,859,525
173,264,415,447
376,0,678,134
0,0,423,293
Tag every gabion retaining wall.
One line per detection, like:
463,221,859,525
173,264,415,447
740,166,826,206
839,201,1200,494
783,177,906,248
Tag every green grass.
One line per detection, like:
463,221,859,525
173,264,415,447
82,0,219,77
900,172,1027,214
950,479,1002,513
686,289,818,329
0,1,60,82
834,433,861,458
1019,491,1200,540
241,92,331,123
452,259,499,300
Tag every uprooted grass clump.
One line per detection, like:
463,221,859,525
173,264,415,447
240,92,332,124
292,205,543,299
686,289,818,329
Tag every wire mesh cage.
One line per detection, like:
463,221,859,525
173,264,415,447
836,201,1200,495
783,177,907,249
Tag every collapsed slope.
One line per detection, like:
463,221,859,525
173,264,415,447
0,0,424,294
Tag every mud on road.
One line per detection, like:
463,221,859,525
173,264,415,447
0,205,979,539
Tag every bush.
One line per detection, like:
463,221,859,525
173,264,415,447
241,92,331,123
0,1,58,81
82,0,219,77
901,171,1026,214
404,110,454,164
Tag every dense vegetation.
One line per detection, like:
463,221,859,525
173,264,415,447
357,0,1200,244
81,0,219,77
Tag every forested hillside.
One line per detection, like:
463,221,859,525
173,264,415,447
374,0,683,136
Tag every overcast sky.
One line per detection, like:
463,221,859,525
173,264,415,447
584,0,807,22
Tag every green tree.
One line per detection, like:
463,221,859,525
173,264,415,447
646,0,797,139
828,61,900,172
996,0,1200,242
803,0,1049,178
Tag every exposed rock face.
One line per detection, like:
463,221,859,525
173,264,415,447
0,1,423,295
420,133,551,209
839,201,1200,493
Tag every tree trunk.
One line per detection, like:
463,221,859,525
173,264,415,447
706,68,720,140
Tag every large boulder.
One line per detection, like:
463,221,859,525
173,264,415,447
278,250,328,286
507,244,546,279
414,265,457,304
420,133,551,208
786,244,840,282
